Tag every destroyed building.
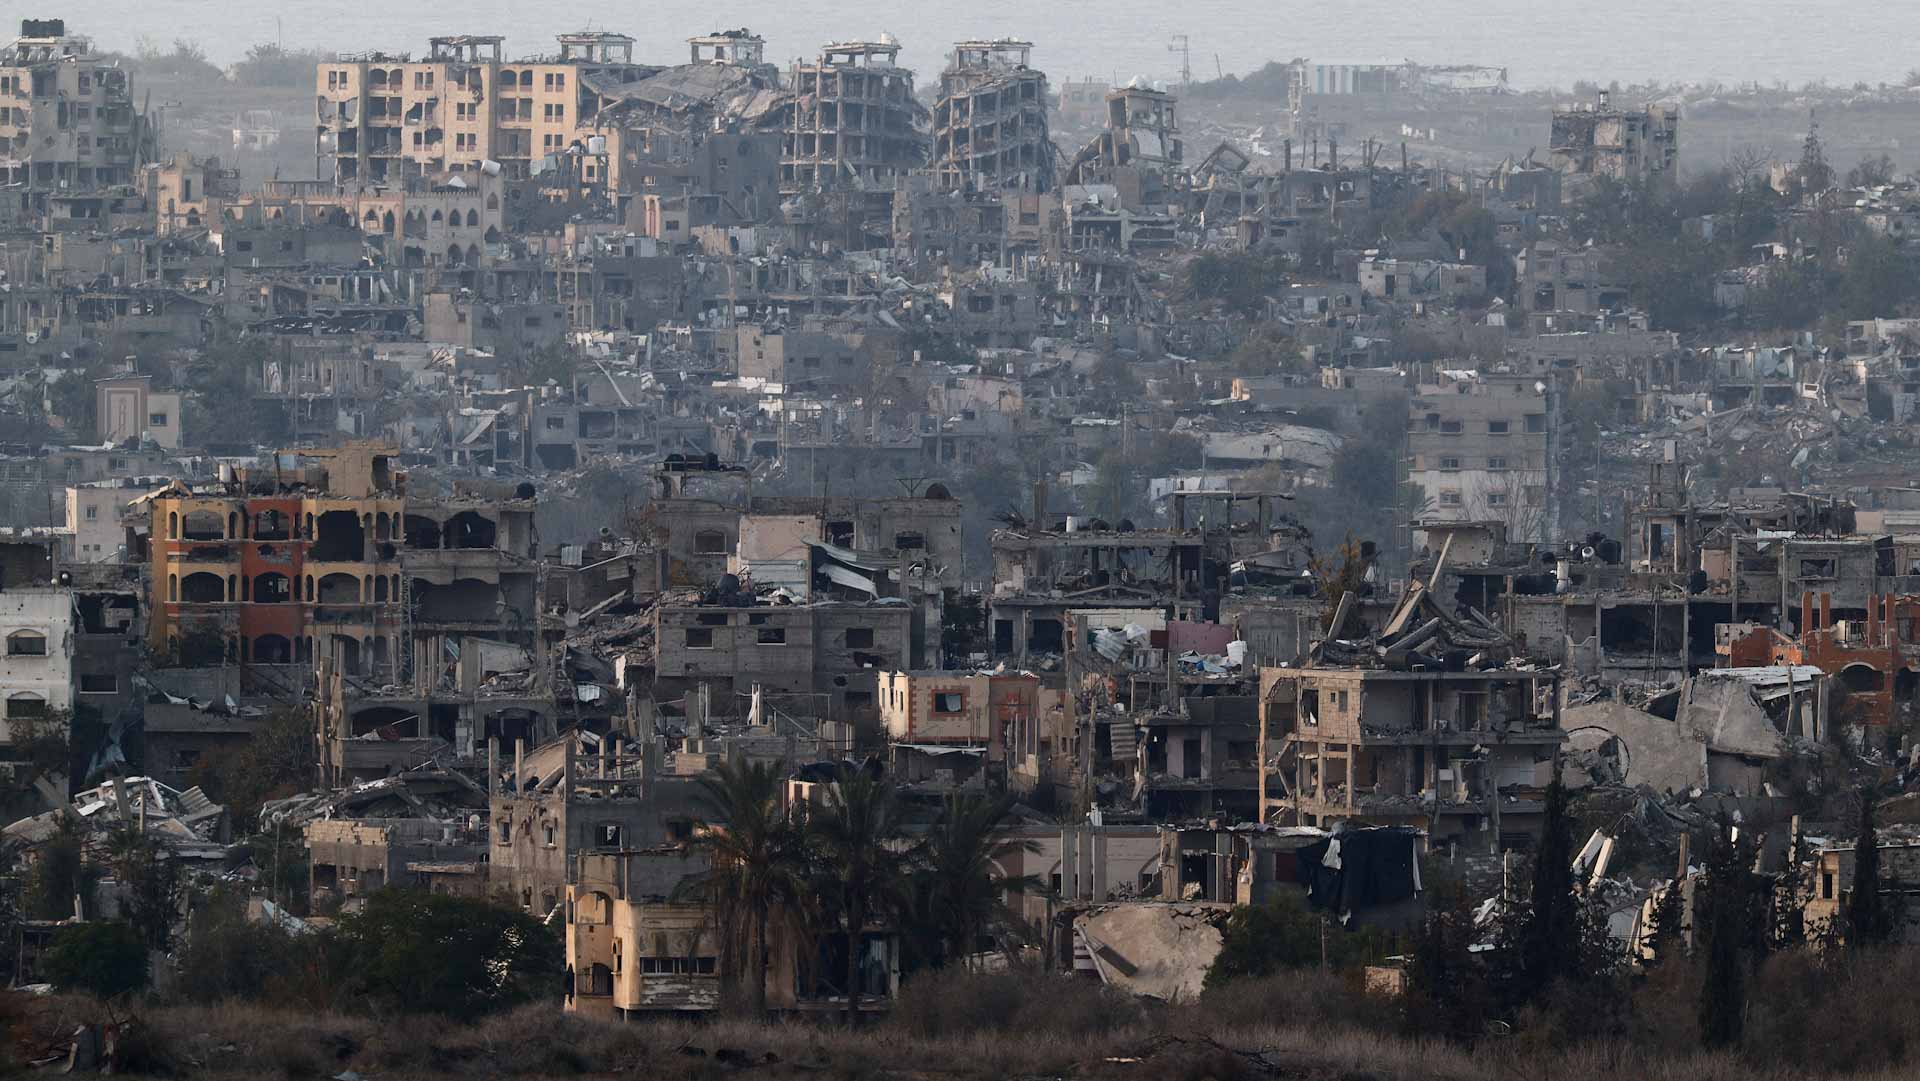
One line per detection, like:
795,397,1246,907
1549,91,1679,188
488,731,703,915
317,32,650,184
932,40,1054,193
0,19,151,192
781,39,928,194
1256,577,1565,848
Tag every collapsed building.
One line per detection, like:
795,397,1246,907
932,40,1054,194
1257,578,1566,849
781,38,928,194
1549,91,1679,189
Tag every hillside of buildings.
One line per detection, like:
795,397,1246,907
5,12,1920,1076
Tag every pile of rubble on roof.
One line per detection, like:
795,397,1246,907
257,761,488,833
1313,572,1521,670
2,776,230,864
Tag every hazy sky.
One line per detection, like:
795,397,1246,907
65,0,1920,91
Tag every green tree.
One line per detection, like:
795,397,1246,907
47,369,100,440
809,772,913,1026
693,758,809,1017
1696,822,1758,1048
1643,877,1687,968
1847,790,1894,948
1205,890,1394,988
1181,251,1289,316
191,706,317,827
43,921,149,1000
26,816,98,920
337,890,558,1017
176,887,309,1004
910,792,1039,970
1516,767,1578,998
232,43,333,87
133,38,223,82
1310,533,1372,633
103,827,184,951
1837,232,1919,321
1404,883,1489,1040
1797,115,1834,197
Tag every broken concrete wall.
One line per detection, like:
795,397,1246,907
1075,903,1225,1002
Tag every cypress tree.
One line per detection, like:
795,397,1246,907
1847,789,1892,948
1697,823,1751,1049
1517,766,1578,996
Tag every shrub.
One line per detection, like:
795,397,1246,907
42,921,149,999
1206,890,1397,989
336,890,559,1018
887,964,1139,1039
1190,968,1397,1034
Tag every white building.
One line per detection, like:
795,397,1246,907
0,586,75,748
64,480,152,562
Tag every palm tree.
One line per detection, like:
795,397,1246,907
914,792,1041,969
693,757,805,1017
808,771,913,1026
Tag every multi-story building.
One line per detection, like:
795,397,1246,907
487,733,704,915
1549,91,1679,188
316,32,644,184
1258,662,1565,850
1406,371,1557,543
0,19,150,191
146,443,407,675
878,669,1038,783
0,530,74,758
932,40,1054,193
1517,240,1630,315
66,479,156,563
782,39,927,194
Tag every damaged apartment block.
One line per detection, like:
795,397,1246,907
488,731,703,917
782,39,929,194
1257,579,1566,851
932,40,1054,193
141,441,550,784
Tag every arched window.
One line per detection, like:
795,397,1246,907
465,208,479,227
6,692,46,719
5,629,46,656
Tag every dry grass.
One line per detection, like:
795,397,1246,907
20,960,1920,1080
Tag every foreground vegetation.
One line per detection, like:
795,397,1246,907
15,953,1920,1080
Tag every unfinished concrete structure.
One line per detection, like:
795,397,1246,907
932,40,1053,193
0,19,150,191
1258,663,1565,850
565,846,898,1017
1549,92,1679,188
782,39,928,194
488,732,703,915
1063,82,1183,207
